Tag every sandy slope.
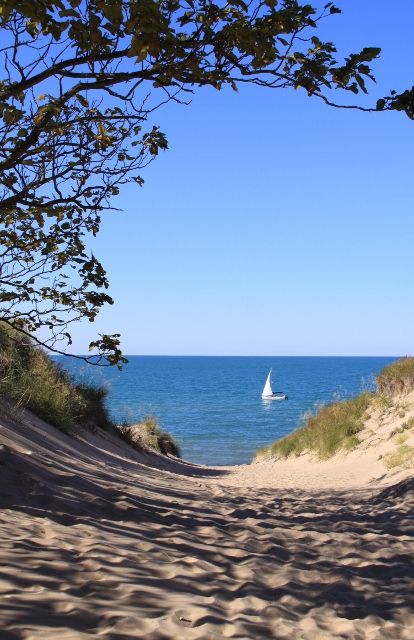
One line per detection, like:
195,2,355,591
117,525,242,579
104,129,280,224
218,391,414,490
1,401,414,640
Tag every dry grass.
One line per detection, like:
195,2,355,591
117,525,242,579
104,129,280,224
384,444,414,470
377,357,414,395
371,394,394,411
384,416,414,470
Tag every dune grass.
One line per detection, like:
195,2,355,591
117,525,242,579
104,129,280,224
0,321,180,456
257,393,372,461
118,416,181,457
384,444,414,470
384,417,414,470
0,322,115,433
0,323,181,455
256,357,414,462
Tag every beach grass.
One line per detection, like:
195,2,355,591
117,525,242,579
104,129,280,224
384,443,414,469
0,322,180,456
256,393,372,461
256,357,414,462
0,322,115,433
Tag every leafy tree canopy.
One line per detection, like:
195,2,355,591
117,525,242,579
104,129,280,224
0,0,411,366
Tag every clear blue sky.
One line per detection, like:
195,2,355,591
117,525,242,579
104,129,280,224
69,0,414,356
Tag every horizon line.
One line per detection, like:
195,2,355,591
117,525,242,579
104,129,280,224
65,354,401,358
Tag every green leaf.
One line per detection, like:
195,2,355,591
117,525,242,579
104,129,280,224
278,37,290,47
3,107,23,125
356,74,367,93
357,47,381,62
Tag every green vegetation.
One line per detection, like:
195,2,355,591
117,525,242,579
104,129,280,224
0,323,180,457
395,432,409,445
118,417,180,458
384,444,414,470
371,394,394,410
0,322,114,433
389,418,414,440
256,393,372,461
385,418,414,470
377,358,414,395
257,357,414,462
2,1,410,365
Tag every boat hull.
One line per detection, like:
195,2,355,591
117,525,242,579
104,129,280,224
262,394,288,401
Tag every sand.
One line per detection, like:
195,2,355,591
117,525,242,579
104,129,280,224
1,398,414,640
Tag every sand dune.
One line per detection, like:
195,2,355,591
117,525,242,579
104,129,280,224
1,402,414,639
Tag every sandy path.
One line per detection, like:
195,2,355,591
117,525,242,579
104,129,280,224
1,406,414,639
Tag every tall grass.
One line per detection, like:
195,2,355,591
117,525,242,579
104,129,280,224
0,322,114,433
257,393,372,460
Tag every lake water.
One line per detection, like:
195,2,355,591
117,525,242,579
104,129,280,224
60,356,395,466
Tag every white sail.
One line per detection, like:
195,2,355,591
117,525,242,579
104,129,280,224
262,369,273,397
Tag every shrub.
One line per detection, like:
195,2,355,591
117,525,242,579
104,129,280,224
257,393,372,461
118,416,180,457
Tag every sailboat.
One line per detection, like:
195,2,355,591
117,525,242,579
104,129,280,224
261,368,288,401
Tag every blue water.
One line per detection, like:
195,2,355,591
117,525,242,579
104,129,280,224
60,356,396,466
